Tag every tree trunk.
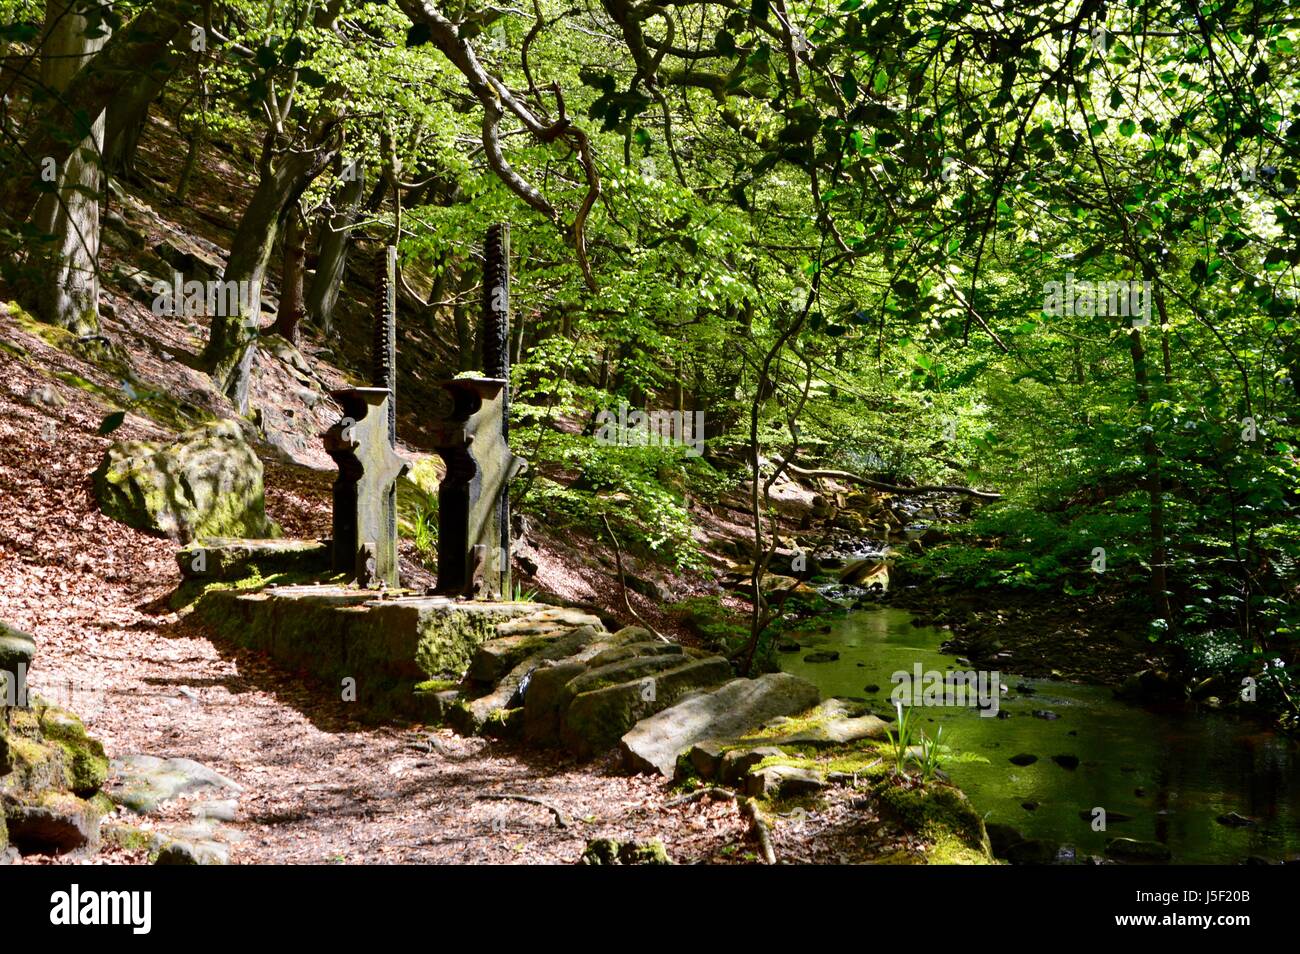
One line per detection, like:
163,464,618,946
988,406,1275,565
0,0,196,226
174,129,201,201
202,116,341,411
103,67,170,177
201,161,293,411
34,0,110,335
173,81,209,202
306,163,365,333
272,205,306,345
1129,324,1173,628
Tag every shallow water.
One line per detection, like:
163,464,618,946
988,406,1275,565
778,607,1300,864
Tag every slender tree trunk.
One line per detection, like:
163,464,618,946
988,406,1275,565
35,0,110,335
272,205,306,345
174,130,201,201
453,263,476,371
173,79,209,201
1129,324,1172,627
1154,287,1174,384
306,163,365,333
513,304,526,366
201,161,292,411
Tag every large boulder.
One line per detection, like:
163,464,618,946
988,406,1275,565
619,673,821,776
560,655,733,758
94,420,280,543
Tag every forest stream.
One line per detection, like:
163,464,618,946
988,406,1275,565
780,607,1300,864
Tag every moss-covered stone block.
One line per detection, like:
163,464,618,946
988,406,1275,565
193,586,547,719
94,420,281,543
177,537,330,581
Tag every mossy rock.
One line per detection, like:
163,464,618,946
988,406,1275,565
871,778,993,864
579,837,673,865
94,419,281,543
0,620,37,676
104,755,243,815
735,697,887,749
4,789,103,855
102,821,157,856
176,537,330,581
0,707,67,796
37,706,110,797
479,706,525,739
0,703,109,799
1106,837,1172,862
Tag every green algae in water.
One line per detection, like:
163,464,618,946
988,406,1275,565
779,607,1300,864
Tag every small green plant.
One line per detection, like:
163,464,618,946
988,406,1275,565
883,700,918,775
410,504,437,559
510,582,538,602
918,724,946,781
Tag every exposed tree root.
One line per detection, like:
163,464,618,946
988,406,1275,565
743,797,777,864
476,793,573,829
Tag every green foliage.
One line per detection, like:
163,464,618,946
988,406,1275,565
517,431,716,570
669,596,770,661
918,724,945,783
408,503,437,562
397,457,441,567
883,701,917,776
902,497,1148,594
